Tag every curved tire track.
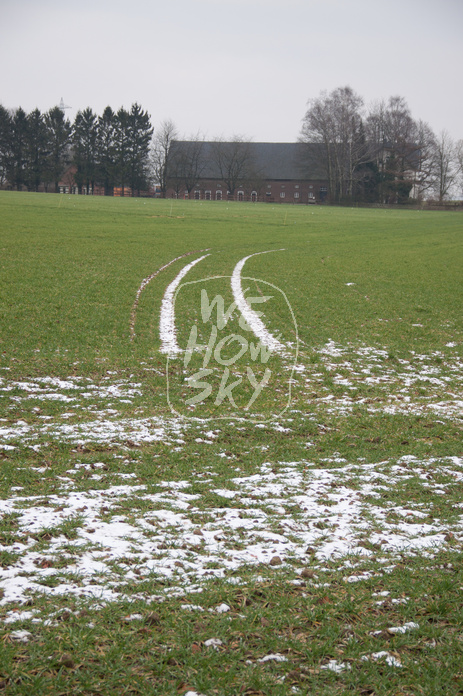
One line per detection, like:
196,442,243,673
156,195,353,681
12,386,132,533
231,251,286,354
130,249,210,340
159,254,211,354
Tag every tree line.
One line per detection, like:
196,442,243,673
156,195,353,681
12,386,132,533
0,103,153,196
151,89,463,205
299,86,463,204
1,88,462,203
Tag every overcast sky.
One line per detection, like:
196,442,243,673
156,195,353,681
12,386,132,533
1,0,461,143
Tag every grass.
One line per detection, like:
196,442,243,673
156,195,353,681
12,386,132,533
1,192,462,368
0,191,462,694
1,558,463,695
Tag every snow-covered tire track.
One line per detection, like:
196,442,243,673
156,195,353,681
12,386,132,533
231,251,286,354
130,249,210,340
159,254,210,355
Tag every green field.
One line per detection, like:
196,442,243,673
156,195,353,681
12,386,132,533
0,191,462,695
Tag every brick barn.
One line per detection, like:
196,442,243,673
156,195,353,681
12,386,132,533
166,141,329,204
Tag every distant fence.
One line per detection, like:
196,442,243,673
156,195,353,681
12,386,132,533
349,202,463,212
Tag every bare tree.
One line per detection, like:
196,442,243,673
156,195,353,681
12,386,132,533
210,136,256,197
430,130,457,203
151,119,178,197
366,96,421,203
301,91,336,199
168,134,205,196
453,139,463,198
300,86,367,202
410,120,437,201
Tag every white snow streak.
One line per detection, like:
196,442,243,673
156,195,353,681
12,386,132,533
159,254,210,355
231,251,286,354
130,249,210,340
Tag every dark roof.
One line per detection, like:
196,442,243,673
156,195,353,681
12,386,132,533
171,141,327,181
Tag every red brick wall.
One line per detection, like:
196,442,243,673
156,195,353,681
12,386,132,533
166,178,329,203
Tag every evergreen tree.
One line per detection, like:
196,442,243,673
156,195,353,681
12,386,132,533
24,109,48,192
126,103,153,195
44,106,71,192
114,107,130,195
72,108,98,193
0,105,12,186
8,108,29,190
96,106,117,195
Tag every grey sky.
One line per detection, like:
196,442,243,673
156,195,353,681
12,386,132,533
1,0,461,142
